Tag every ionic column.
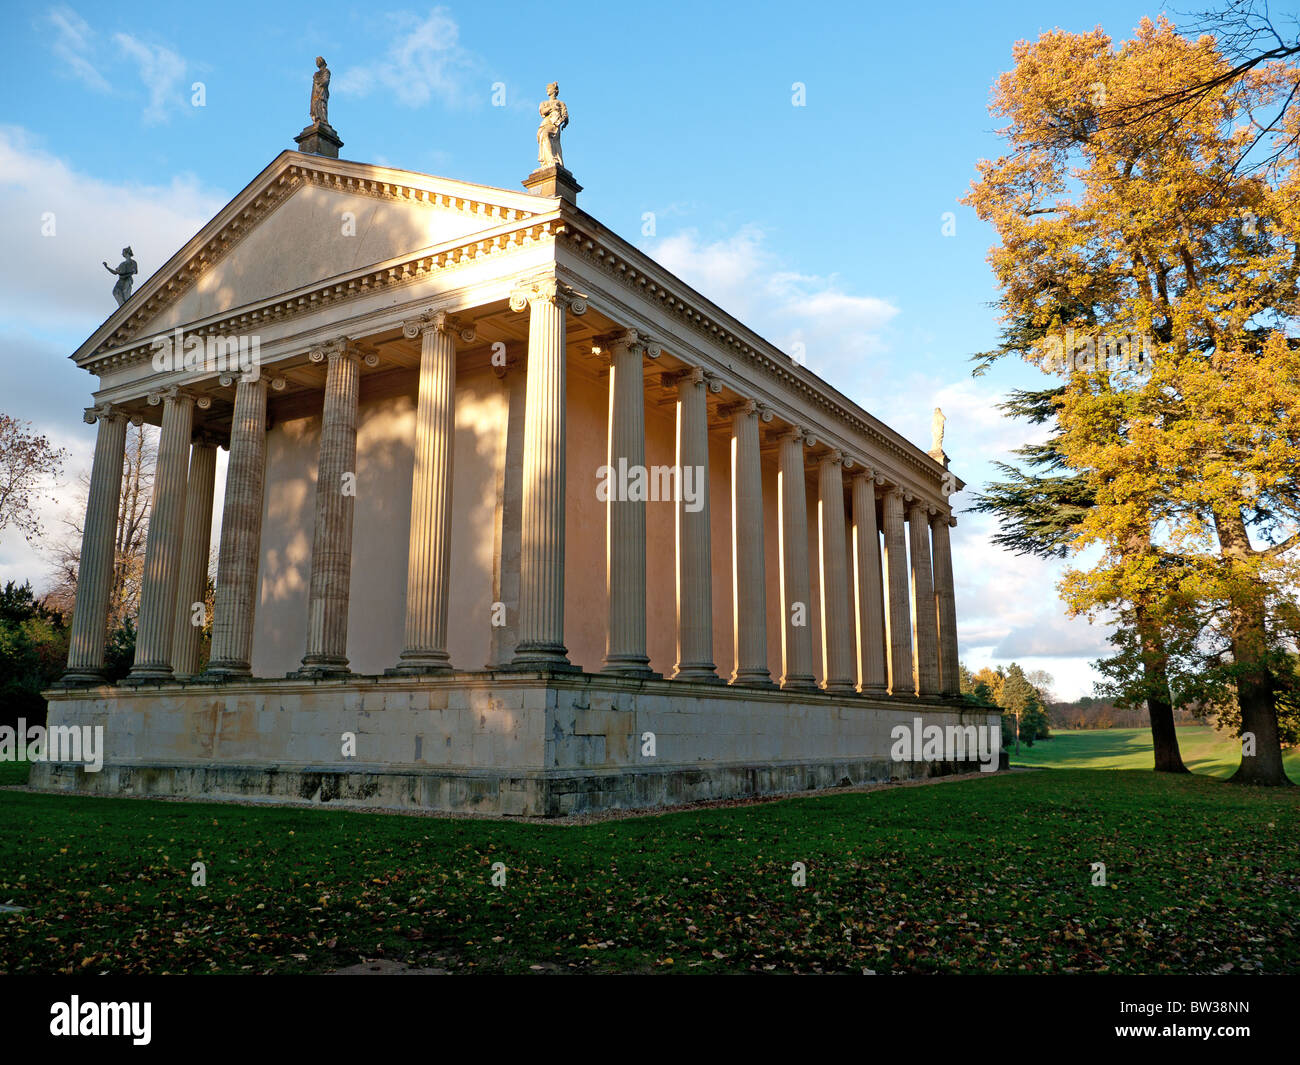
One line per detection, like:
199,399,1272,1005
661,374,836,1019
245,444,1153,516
672,367,720,681
729,399,772,686
297,340,369,676
818,450,855,693
169,435,219,678
931,512,960,696
598,329,657,676
881,487,914,695
206,375,272,677
510,277,585,669
777,428,816,690
61,404,128,684
908,499,940,696
851,472,887,695
128,387,202,680
393,312,473,673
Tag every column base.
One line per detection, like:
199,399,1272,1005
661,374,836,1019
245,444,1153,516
601,655,660,679
822,680,858,695
289,655,351,679
671,664,726,684
200,661,253,681
858,684,890,697
507,641,577,672
122,664,174,685
387,657,454,676
499,659,582,673
730,670,777,689
780,676,819,693
387,651,454,676
54,670,108,688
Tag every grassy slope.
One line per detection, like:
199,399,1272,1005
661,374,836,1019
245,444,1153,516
1011,724,1300,781
1,767,1296,975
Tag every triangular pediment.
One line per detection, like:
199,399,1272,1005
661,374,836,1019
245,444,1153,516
76,152,549,363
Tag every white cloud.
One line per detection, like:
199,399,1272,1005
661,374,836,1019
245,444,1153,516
646,225,900,367
44,9,191,123
993,615,1112,659
112,33,187,125
336,7,481,109
0,125,227,335
48,6,109,92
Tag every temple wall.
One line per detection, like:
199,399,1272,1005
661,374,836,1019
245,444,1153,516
251,365,505,677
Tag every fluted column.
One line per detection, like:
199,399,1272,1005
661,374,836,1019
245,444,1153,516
729,399,772,686
777,428,816,690
932,512,960,696
206,376,271,677
394,311,473,673
297,340,368,676
673,367,720,681
881,487,913,695
851,472,887,695
818,451,855,692
510,277,585,669
128,387,201,680
599,329,657,676
909,500,940,696
169,436,218,678
61,404,128,684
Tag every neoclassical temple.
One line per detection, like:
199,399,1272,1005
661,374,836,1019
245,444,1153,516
36,80,998,815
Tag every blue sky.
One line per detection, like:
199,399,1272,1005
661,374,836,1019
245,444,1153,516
0,0,1185,698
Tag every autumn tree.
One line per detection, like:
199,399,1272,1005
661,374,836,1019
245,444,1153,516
0,413,67,543
965,16,1300,785
972,385,1188,772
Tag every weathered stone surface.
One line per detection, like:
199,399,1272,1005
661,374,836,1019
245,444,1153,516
35,674,999,817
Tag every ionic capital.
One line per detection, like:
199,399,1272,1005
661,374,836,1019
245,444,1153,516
509,276,588,315
84,402,128,425
820,448,845,466
719,397,758,420
219,373,284,391
147,386,210,410
591,328,658,361
402,310,476,344
309,338,378,368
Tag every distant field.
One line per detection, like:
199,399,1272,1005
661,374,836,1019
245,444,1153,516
1011,724,1300,781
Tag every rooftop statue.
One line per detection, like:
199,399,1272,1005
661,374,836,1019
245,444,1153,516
103,247,137,307
310,56,331,127
536,81,568,169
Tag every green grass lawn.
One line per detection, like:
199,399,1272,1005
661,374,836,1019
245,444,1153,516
1011,724,1300,781
1,763,1296,974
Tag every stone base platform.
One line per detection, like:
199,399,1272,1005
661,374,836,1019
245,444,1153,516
35,672,1000,818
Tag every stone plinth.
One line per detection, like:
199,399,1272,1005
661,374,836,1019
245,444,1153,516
522,165,582,204
35,673,998,818
294,122,343,158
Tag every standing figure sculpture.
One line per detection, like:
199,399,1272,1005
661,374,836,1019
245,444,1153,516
931,406,946,454
103,247,137,307
310,56,331,126
536,81,568,169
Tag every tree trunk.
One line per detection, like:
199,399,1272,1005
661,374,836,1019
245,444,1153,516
1135,604,1187,773
1215,507,1292,786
